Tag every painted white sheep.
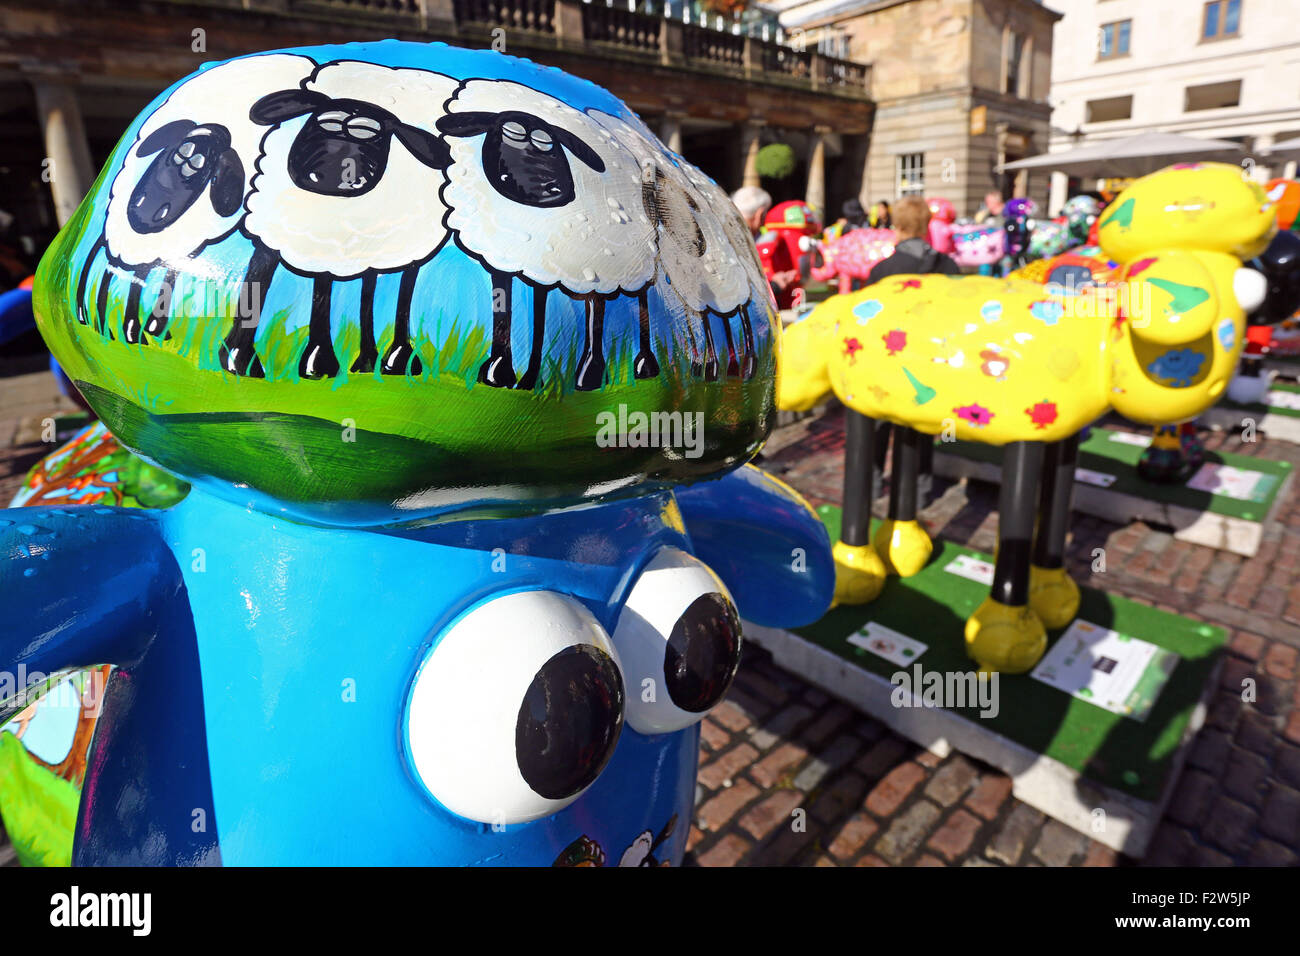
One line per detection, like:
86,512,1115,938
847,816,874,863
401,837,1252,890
588,110,756,380
438,79,658,391
232,59,455,378
78,53,315,344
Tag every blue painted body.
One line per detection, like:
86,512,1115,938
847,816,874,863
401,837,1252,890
1,466,832,865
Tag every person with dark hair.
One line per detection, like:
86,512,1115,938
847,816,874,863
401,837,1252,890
869,200,892,229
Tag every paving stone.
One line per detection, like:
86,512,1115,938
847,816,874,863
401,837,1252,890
738,789,807,842
696,779,760,832
1277,744,1300,790
1188,728,1231,772
926,809,982,861
1167,770,1217,826
854,735,910,780
799,701,855,749
964,774,1013,820
1234,710,1278,757
986,803,1043,865
1144,822,1194,866
865,762,927,818
924,755,978,807
915,853,946,866
749,742,809,789
1032,819,1087,867
1259,785,1300,844
711,699,755,733
828,812,880,861
1221,749,1270,807
875,800,943,864
699,719,730,751
696,834,752,867
810,772,871,825
1201,795,1258,857
1082,842,1119,867
758,703,814,740
1247,839,1299,867
1191,843,1235,867
855,854,889,867
697,743,760,790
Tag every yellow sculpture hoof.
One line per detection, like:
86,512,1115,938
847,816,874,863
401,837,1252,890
1028,565,1081,630
832,541,887,605
871,518,933,578
964,597,1047,674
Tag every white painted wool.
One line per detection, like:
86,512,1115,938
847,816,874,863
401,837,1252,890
589,111,749,315
245,123,450,277
104,53,316,267
243,62,458,278
442,80,655,295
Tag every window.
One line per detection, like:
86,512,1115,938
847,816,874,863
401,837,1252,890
1099,19,1131,59
1005,32,1025,95
1085,95,1133,123
1184,79,1241,111
897,153,925,197
1203,0,1241,40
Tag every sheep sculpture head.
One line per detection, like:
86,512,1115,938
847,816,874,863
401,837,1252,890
33,41,778,527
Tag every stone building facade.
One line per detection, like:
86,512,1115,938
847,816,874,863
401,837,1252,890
776,0,1060,217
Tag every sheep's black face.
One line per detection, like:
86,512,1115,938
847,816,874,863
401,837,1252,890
643,166,706,258
127,122,243,233
251,90,451,199
285,101,403,198
438,110,606,209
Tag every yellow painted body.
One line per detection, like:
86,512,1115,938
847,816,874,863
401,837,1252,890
777,163,1278,671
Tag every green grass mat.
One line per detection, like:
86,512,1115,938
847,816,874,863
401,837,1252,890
938,427,1290,522
796,505,1225,802
1220,381,1300,419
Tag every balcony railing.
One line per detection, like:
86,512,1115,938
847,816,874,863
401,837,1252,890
452,0,555,32
446,0,871,97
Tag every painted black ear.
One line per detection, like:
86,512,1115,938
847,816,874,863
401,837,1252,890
137,119,196,157
209,149,246,217
250,89,329,125
394,123,452,169
435,112,498,137
549,126,605,173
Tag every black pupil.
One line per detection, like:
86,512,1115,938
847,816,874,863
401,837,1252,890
515,645,624,800
664,593,742,713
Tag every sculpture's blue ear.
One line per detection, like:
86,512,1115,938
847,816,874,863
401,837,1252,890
673,465,834,629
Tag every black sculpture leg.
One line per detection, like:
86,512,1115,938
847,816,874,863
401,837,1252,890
516,287,547,390
633,291,659,380
874,421,893,489
122,269,146,344
887,426,920,524
990,441,1044,608
382,268,423,377
351,271,378,374
698,311,719,382
841,410,877,550
476,270,516,387
916,433,935,506
94,266,112,339
219,244,278,377
75,238,105,326
300,275,341,380
737,307,756,380
142,266,178,340
720,311,741,379
575,295,606,392
1032,436,1079,573
1028,434,1082,629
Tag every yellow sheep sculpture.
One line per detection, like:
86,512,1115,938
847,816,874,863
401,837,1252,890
779,162,1277,673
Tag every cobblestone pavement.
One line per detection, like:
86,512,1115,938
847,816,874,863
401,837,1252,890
2,370,1299,867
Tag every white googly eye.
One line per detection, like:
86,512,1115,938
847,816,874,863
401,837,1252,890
348,116,381,139
502,121,528,142
1234,267,1267,314
612,548,742,736
530,128,554,150
188,153,205,170
318,110,348,123
178,141,196,158
406,591,625,824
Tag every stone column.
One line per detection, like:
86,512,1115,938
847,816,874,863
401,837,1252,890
29,73,95,226
741,118,765,188
660,112,685,155
1049,171,1068,216
806,125,831,219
